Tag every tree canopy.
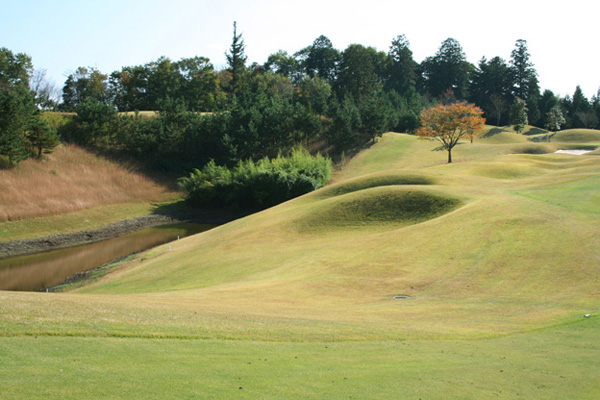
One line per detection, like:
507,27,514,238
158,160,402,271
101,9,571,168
421,38,473,100
416,101,485,163
0,47,59,166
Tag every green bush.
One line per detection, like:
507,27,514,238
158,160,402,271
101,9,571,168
178,149,332,210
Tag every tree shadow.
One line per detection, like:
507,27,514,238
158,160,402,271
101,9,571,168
432,142,464,152
150,200,248,224
71,143,181,191
522,127,549,136
482,127,508,138
528,133,555,142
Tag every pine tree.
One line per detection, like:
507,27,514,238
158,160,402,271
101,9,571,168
421,38,473,99
386,34,417,95
509,39,539,100
26,118,60,159
225,21,247,94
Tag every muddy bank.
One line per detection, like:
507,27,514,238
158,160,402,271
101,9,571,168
0,209,240,259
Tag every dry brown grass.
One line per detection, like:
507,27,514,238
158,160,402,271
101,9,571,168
0,144,175,221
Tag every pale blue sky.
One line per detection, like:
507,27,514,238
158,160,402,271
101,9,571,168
2,0,599,98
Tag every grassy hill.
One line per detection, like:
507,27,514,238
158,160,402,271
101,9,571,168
1,128,599,398
0,144,178,241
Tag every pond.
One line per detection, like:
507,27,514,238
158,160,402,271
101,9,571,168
0,223,214,291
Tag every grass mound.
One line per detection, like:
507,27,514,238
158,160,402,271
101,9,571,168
553,129,600,143
479,126,527,144
2,130,600,399
318,172,435,197
299,187,462,231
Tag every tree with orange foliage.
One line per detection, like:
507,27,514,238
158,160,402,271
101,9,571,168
416,101,485,163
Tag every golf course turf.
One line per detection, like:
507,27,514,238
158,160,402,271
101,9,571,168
1,128,599,399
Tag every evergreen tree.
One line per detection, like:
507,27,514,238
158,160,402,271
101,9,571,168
337,44,379,104
509,97,528,133
0,82,31,165
0,48,47,166
569,85,595,128
509,39,539,100
386,34,418,95
421,38,473,99
225,21,247,94
469,56,512,125
305,35,340,83
26,118,60,159
509,39,541,125
538,89,559,124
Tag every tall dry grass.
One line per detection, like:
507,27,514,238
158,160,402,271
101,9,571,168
0,144,175,221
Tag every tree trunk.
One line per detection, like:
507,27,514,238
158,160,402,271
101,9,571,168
447,148,452,163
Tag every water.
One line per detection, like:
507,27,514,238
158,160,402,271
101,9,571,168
0,223,213,291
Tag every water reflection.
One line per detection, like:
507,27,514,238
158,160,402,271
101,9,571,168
0,223,213,291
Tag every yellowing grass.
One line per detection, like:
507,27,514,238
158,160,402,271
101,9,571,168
0,144,175,222
2,129,600,399
2,132,599,342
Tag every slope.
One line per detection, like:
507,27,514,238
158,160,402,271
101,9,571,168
2,130,598,341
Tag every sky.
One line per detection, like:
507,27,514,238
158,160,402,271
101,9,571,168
2,0,599,99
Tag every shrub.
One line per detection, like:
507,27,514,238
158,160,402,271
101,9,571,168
178,149,332,210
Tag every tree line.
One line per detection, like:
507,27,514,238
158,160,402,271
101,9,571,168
2,25,600,170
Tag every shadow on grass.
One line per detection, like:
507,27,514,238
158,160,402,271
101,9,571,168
432,142,465,152
482,127,509,138
150,200,248,225
523,127,549,136
67,142,185,191
529,133,555,143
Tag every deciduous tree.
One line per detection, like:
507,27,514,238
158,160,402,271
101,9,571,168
544,105,565,139
416,101,485,163
61,66,108,110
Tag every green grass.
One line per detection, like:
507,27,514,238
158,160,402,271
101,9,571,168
552,129,600,143
0,317,598,399
0,200,183,242
318,171,435,197
517,173,600,214
299,187,463,231
1,127,600,398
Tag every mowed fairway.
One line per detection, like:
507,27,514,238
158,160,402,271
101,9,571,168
1,130,599,398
